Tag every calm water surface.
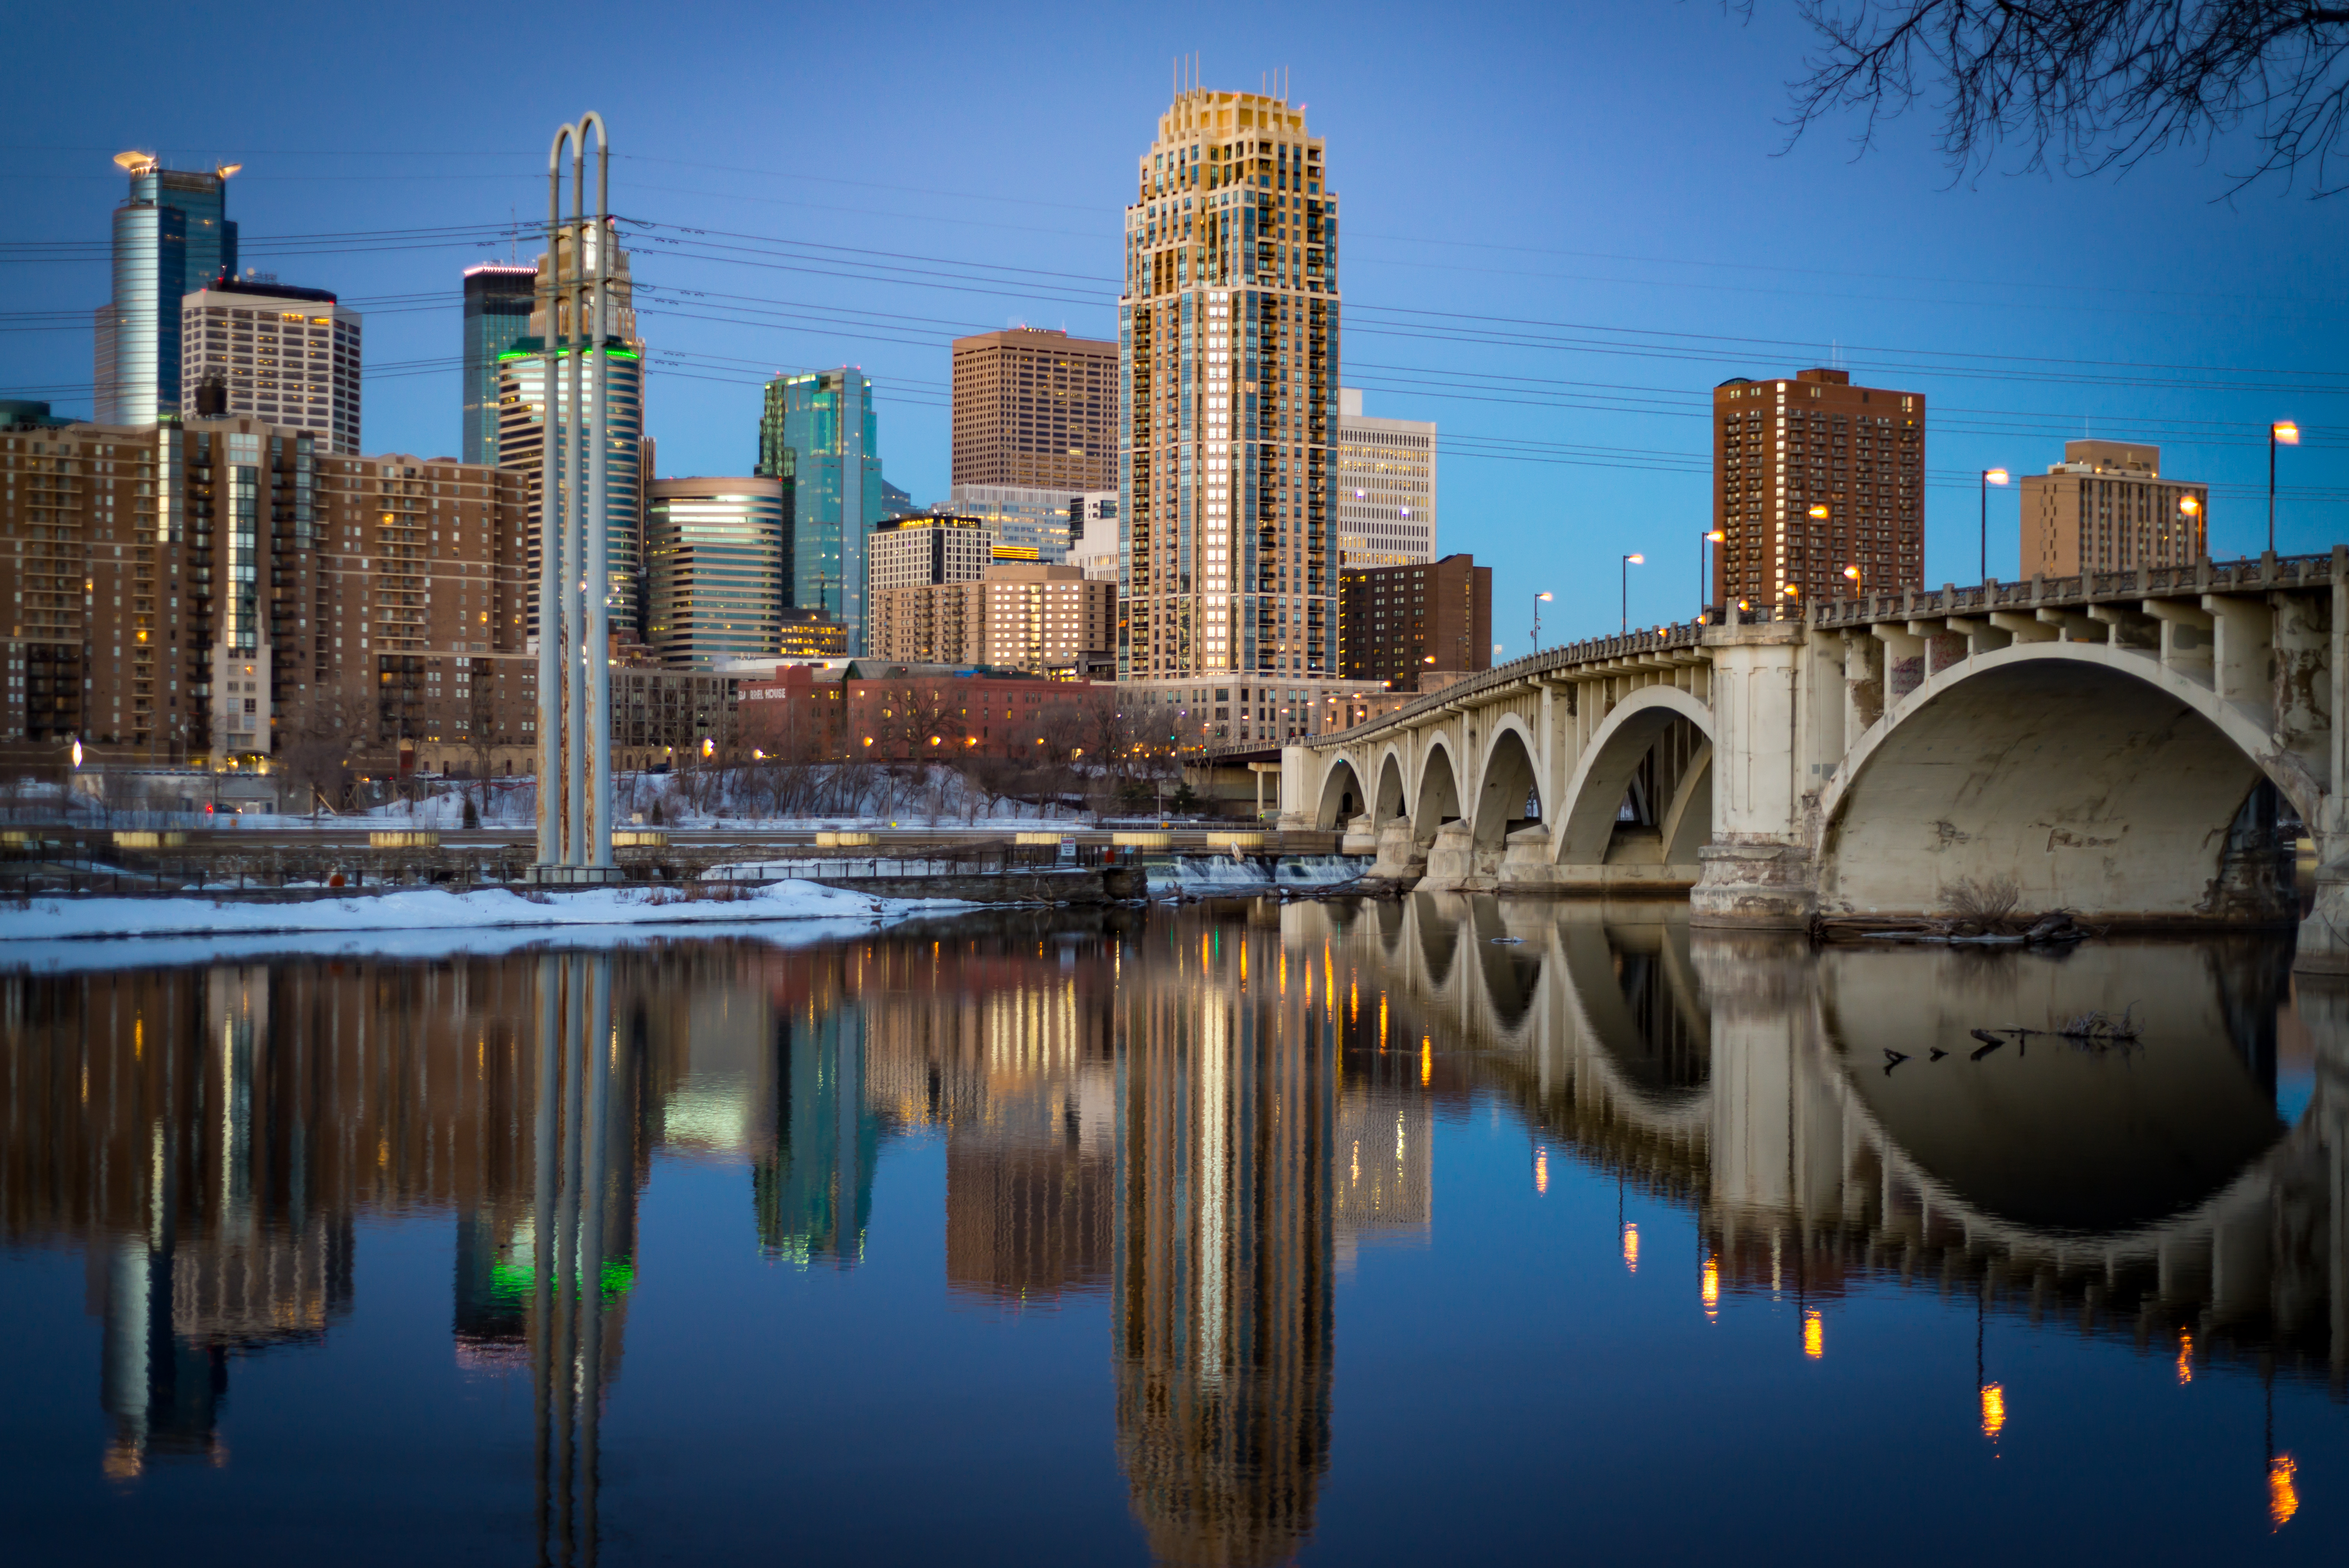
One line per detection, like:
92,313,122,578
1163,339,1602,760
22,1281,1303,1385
1,898,2342,1565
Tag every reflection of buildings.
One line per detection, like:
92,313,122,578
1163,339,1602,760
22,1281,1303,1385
755,1006,881,1268
857,936,1122,1306
1113,919,1337,1567
0,953,663,1481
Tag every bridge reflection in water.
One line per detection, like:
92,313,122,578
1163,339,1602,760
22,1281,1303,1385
1333,895,2344,1381
0,905,2342,1563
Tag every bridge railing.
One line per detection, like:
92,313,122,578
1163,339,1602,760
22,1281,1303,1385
1809,548,2341,629
1305,619,1710,749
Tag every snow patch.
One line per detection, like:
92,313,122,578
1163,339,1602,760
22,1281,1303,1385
0,879,973,946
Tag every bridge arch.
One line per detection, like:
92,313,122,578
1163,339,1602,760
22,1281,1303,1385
1471,715,1543,849
1313,754,1365,830
1373,747,1409,825
1412,736,1464,846
1818,643,2319,923
1554,687,1716,866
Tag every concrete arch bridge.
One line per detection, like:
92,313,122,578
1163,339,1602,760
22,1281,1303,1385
1278,551,2349,971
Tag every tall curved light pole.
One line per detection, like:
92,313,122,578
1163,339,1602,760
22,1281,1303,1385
535,113,616,882
1620,554,1643,634
1531,591,1552,652
1702,529,1723,619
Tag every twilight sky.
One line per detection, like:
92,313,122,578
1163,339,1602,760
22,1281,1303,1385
4,0,2344,643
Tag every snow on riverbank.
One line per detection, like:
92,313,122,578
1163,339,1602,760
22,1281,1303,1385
0,879,971,945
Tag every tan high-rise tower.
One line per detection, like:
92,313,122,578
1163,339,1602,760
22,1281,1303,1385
1120,83,1339,679
1713,368,1924,609
950,328,1117,491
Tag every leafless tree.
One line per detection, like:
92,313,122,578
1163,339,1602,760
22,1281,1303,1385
1778,0,2349,193
279,689,372,818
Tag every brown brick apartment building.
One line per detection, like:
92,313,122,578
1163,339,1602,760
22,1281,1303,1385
1338,553,1490,691
1714,368,1924,609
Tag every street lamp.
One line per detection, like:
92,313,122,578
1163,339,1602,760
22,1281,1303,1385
1620,554,1643,634
2270,421,2299,554
1702,530,1725,620
2180,492,2202,557
1531,591,1553,652
1980,468,2010,584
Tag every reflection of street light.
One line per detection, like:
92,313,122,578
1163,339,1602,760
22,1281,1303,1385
1980,468,2010,583
1531,590,1553,652
2270,421,2299,553
1620,554,1643,633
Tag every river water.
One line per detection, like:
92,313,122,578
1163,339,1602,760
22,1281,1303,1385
0,897,2341,1565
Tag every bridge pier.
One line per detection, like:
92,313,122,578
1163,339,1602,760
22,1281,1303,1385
1690,624,1818,929
1363,817,1428,889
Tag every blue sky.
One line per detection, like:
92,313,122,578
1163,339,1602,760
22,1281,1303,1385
4,0,2344,644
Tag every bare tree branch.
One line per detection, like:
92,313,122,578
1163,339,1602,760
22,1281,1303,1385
1779,0,2349,194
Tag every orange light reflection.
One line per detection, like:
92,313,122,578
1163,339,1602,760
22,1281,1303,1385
1980,1382,2006,1440
2270,1455,2299,1529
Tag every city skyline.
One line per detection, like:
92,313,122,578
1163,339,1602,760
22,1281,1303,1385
4,2,2342,652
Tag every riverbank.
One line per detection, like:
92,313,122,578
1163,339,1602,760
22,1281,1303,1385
0,879,971,943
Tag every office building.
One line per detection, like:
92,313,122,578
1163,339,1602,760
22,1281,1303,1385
461,264,536,465
946,483,1076,562
1121,86,1340,686
1338,554,1491,691
0,408,536,775
1714,368,1924,607
645,478,788,668
1068,491,1118,583
869,511,995,596
495,219,647,643
93,153,241,429
2020,441,2209,577
1337,389,1436,566
180,276,362,453
754,369,912,652
868,562,1114,675
951,328,1119,492
778,607,848,660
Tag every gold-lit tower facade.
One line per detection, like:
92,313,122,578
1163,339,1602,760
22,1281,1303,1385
1119,84,1340,679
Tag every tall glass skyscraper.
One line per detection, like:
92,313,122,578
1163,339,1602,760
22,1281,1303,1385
461,264,535,465
755,369,910,655
94,154,239,426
